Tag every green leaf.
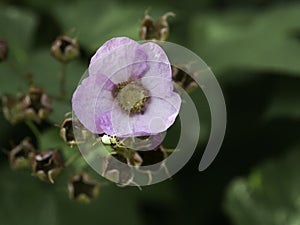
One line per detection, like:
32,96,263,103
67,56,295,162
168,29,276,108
0,5,37,64
224,143,300,225
0,5,38,95
190,3,300,81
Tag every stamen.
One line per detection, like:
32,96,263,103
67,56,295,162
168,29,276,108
114,81,150,114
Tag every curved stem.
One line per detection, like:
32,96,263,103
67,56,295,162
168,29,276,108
65,150,80,167
25,120,41,147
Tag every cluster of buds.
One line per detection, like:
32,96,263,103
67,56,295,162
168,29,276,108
0,38,8,62
68,173,100,203
51,35,79,63
139,11,175,41
2,86,52,124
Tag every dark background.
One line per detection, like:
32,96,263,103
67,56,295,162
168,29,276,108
0,0,300,224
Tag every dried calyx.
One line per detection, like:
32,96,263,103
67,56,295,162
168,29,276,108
9,138,36,170
32,150,64,183
60,115,89,147
140,12,175,41
51,35,79,62
68,173,100,203
2,86,52,124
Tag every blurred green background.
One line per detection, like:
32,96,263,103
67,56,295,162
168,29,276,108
0,0,300,224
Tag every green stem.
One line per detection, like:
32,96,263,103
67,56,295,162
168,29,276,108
25,120,41,147
59,62,67,99
65,151,80,167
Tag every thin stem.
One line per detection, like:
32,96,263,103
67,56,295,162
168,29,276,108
65,151,80,167
25,120,41,147
59,62,67,99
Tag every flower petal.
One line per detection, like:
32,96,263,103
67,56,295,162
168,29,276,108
90,37,137,64
72,74,115,133
134,93,181,134
97,92,181,137
89,38,170,84
89,37,143,83
139,42,172,80
97,106,136,137
130,48,149,79
140,76,174,98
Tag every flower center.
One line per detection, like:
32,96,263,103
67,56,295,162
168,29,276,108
114,81,150,114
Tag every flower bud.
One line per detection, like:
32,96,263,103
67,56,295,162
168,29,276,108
51,35,79,62
139,12,175,41
68,173,100,203
32,150,64,183
0,39,8,62
9,138,36,170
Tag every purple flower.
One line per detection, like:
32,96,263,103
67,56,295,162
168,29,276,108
72,37,181,137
